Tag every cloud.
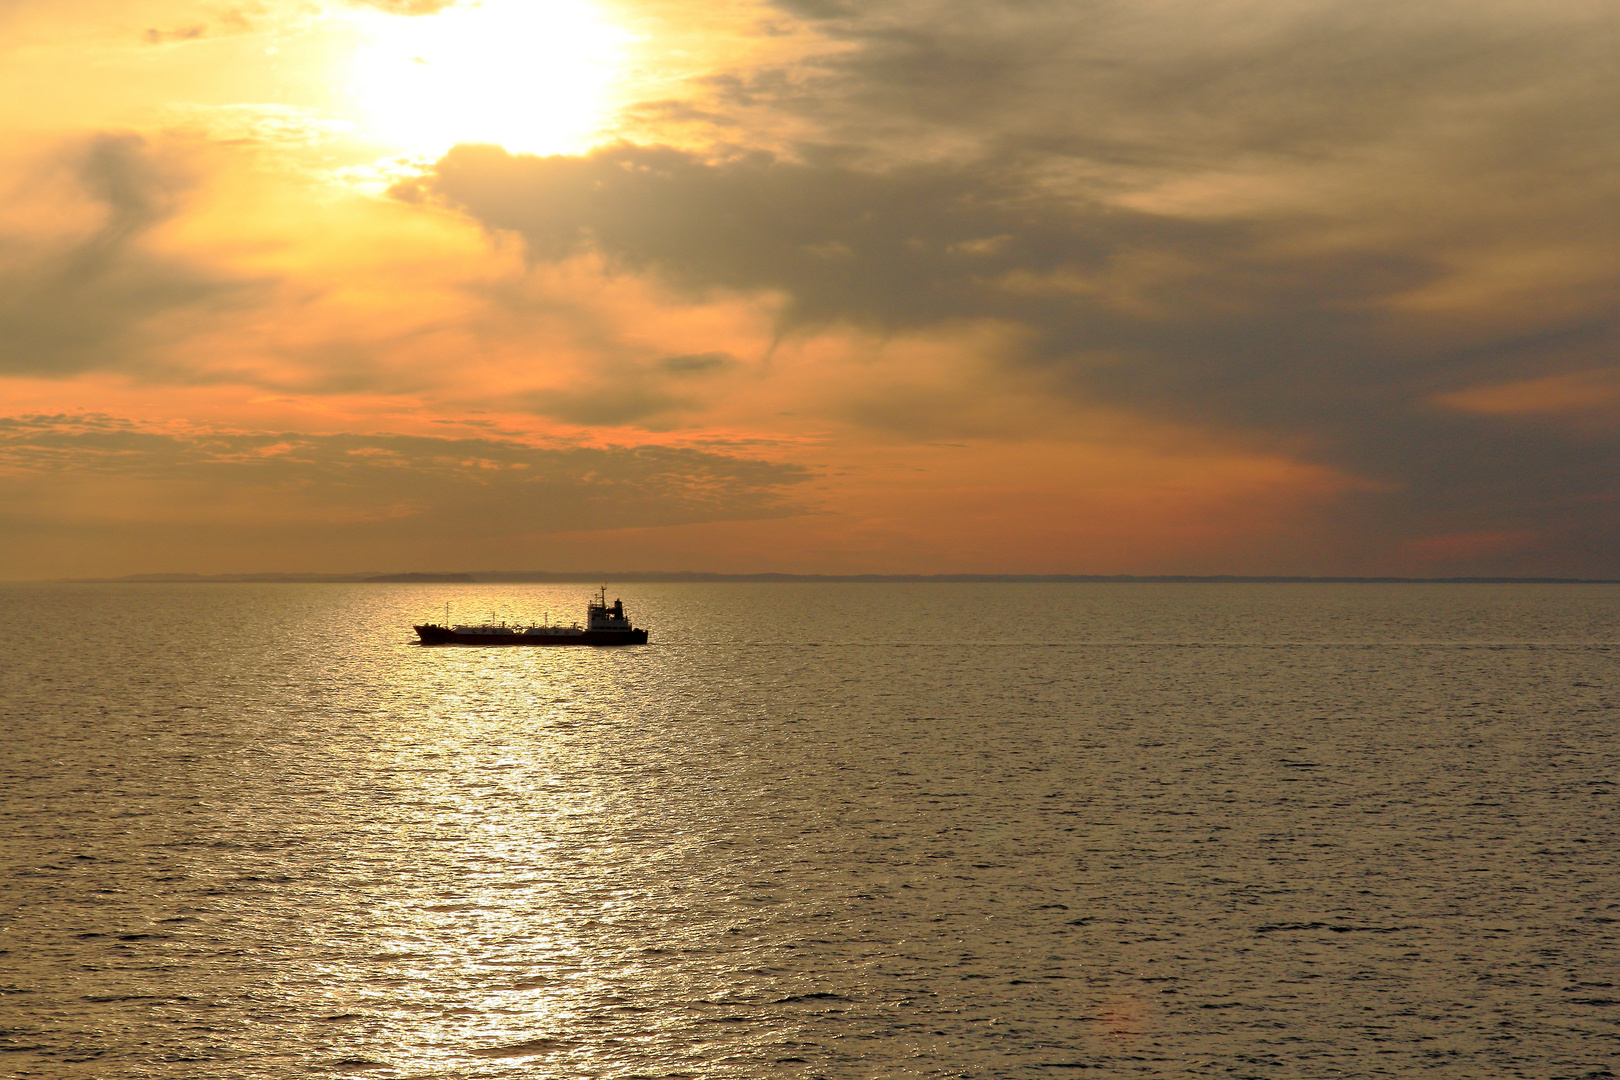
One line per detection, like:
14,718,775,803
660,352,733,376
402,25,1620,572
343,0,461,14
3,0,1609,575
380,0,1620,577
0,134,257,378
403,143,1449,424
0,414,814,570
143,24,207,44
745,0,1619,179
510,352,737,426
517,385,692,427
398,142,1245,334
139,6,256,44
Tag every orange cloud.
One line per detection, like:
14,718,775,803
1436,369,1620,418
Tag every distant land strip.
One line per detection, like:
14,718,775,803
53,571,1620,585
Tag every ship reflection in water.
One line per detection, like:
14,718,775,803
2,581,1619,1076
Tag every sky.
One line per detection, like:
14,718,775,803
1,0,1616,578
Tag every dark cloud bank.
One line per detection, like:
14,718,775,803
400,0,1620,574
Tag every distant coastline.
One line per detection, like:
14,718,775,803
46,571,1620,585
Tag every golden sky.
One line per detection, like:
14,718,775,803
1,0,1616,577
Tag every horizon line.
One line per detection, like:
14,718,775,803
35,571,1620,585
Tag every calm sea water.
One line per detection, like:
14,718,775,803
2,582,1617,1079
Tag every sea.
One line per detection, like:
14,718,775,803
1,581,1617,1079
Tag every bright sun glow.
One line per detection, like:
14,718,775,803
349,0,629,156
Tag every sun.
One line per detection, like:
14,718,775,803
347,0,630,157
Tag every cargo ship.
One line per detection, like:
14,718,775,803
414,587,648,646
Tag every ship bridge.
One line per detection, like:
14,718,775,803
586,587,632,632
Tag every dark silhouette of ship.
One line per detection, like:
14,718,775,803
414,587,648,646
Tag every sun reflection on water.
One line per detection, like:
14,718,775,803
373,639,703,1070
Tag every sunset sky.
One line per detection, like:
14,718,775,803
2,0,1615,578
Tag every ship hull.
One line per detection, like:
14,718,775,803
414,625,647,646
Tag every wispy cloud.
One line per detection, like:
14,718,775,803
0,414,814,573
0,134,261,378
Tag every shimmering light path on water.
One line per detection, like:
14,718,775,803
2,583,1617,1078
